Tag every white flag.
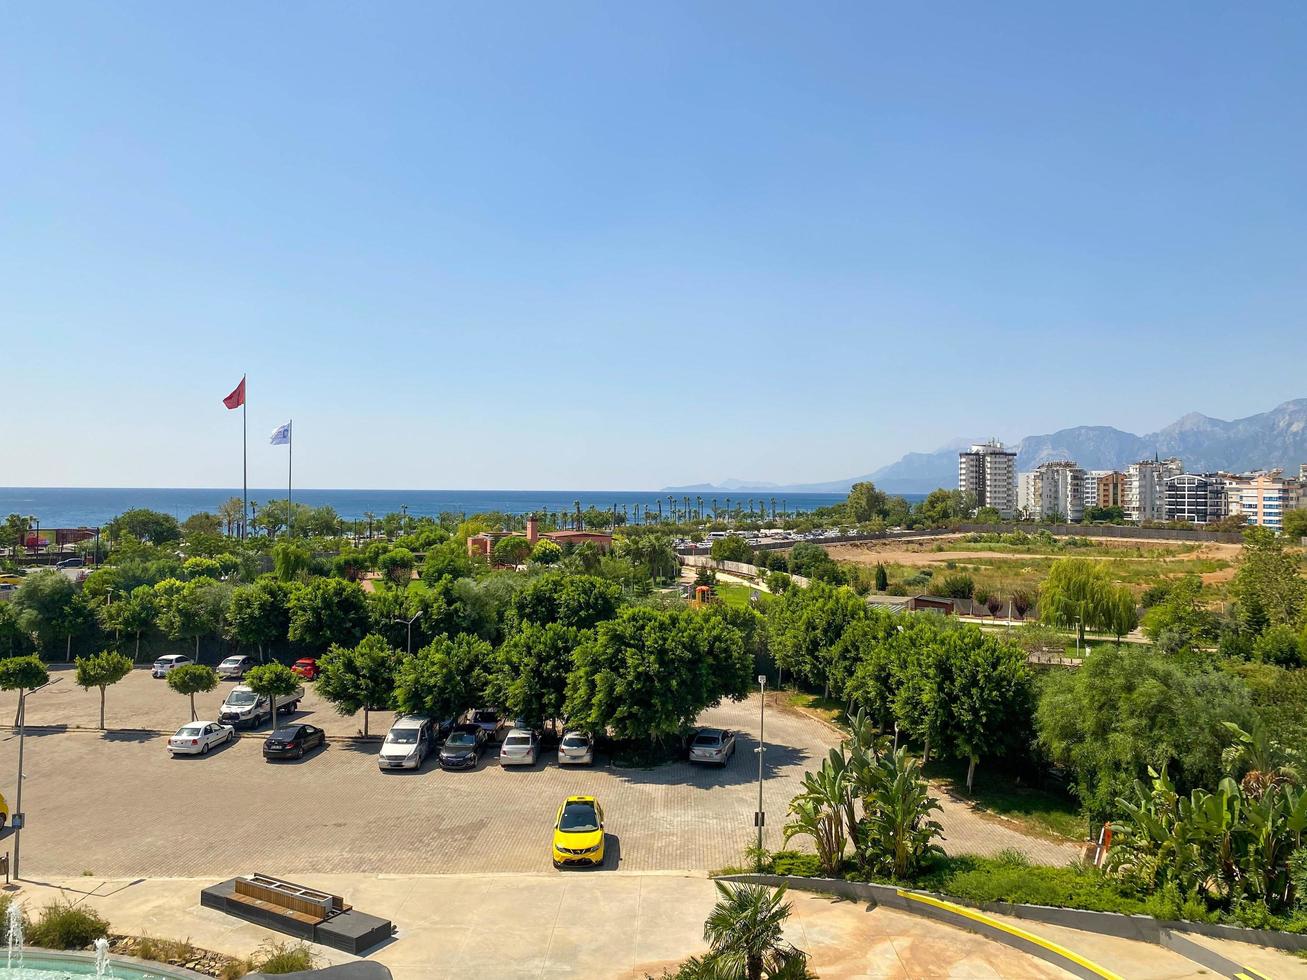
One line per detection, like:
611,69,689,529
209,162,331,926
270,421,291,446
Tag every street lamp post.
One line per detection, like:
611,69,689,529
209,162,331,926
755,673,767,869
13,677,61,880
393,610,423,655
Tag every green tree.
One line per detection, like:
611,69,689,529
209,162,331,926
1140,575,1216,650
687,882,811,980
934,572,974,600
272,541,313,581
529,539,564,565
1283,508,1307,542
74,650,133,729
0,655,50,726
332,549,370,582
490,536,532,567
711,535,754,564
157,578,229,659
288,578,370,653
511,572,623,630
182,556,222,579
378,547,417,585
942,630,1033,791
166,663,219,722
846,481,889,523
564,607,750,743
98,586,156,662
393,633,493,722
874,564,888,592
1230,527,1306,632
767,582,867,697
1038,558,1127,645
422,541,476,582
315,634,398,736
226,579,292,660
1252,623,1305,668
244,662,301,731
786,542,836,580
613,533,678,582
105,508,181,546
1036,645,1256,818
11,570,82,657
916,488,969,526
0,605,35,660
488,622,584,731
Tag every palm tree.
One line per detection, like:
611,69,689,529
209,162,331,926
691,882,812,980
697,496,704,521
712,498,719,522
770,497,777,522
725,497,732,522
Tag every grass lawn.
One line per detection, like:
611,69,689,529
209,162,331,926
785,690,847,728
924,758,1086,841
711,581,758,610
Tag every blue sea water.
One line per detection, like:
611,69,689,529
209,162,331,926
0,487,867,528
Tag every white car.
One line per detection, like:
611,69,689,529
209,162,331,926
152,654,192,678
378,715,433,771
217,655,255,680
219,684,303,728
168,720,235,756
499,728,539,766
557,731,595,766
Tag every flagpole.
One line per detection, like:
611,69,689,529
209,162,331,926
288,419,293,538
242,376,248,540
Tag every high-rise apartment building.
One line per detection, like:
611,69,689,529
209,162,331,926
958,441,1018,518
1225,471,1300,531
1126,458,1183,521
1022,461,1086,521
1084,470,1125,511
1164,473,1228,525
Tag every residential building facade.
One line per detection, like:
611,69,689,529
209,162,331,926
1163,473,1228,525
1093,471,1126,510
1225,471,1303,531
1125,458,1183,522
958,441,1018,518
1018,461,1086,521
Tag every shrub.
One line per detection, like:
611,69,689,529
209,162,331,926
134,935,198,964
250,940,316,974
770,850,825,878
26,900,110,949
934,573,974,599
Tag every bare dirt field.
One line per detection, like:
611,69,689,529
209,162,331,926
827,534,1242,569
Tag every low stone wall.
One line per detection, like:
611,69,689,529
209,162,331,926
678,555,811,588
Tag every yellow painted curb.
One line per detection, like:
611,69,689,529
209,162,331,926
897,890,1125,980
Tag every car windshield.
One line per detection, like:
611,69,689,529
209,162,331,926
177,725,203,736
693,733,722,746
562,735,589,748
220,658,242,667
505,735,531,747
446,733,476,747
226,691,257,706
473,711,497,723
270,728,299,740
559,803,599,833
386,730,419,744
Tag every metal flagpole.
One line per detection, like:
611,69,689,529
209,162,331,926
242,376,248,540
287,420,293,538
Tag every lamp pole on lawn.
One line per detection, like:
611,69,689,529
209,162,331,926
755,674,767,869
393,610,423,655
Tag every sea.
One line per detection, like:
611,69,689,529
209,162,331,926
0,487,861,528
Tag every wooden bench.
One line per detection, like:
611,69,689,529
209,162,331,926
228,890,322,926
234,874,351,921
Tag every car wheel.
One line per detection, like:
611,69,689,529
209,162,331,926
296,747,305,760
201,742,210,755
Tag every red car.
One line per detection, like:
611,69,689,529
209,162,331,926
291,658,319,680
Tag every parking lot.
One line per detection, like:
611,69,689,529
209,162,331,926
0,667,829,878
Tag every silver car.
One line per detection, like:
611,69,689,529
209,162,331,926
498,728,539,767
689,728,737,767
168,720,235,756
557,731,594,766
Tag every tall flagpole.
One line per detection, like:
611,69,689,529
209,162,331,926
288,420,293,538
242,377,248,540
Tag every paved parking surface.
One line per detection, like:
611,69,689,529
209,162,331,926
0,666,1079,877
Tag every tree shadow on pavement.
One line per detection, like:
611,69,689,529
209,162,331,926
606,734,809,788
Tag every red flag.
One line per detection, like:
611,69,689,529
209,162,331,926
223,377,246,410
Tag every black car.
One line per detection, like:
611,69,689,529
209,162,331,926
438,724,487,770
262,724,326,761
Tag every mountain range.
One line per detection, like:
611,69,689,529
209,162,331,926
661,398,1307,495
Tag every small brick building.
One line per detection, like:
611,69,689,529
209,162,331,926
466,516,613,559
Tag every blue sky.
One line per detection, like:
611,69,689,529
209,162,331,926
4,2,1305,490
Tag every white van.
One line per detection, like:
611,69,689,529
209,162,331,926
378,715,433,771
219,683,303,728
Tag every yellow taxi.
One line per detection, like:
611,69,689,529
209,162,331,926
552,795,605,868
0,791,9,826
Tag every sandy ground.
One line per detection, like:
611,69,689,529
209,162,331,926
827,534,1242,569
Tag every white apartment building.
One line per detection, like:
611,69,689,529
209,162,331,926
958,441,1018,518
1125,458,1183,521
1225,471,1303,531
1020,461,1086,521
1084,470,1115,511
